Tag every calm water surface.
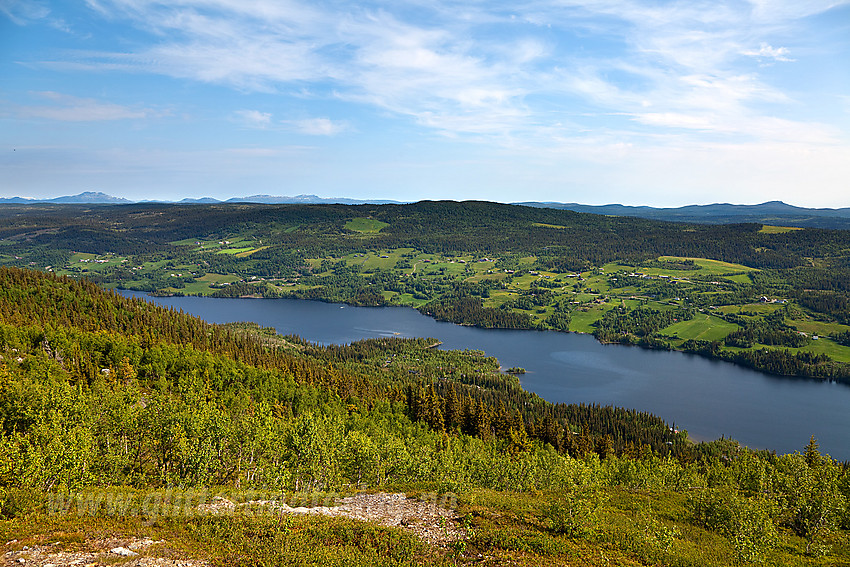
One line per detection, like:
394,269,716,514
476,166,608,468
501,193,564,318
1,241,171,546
122,292,850,459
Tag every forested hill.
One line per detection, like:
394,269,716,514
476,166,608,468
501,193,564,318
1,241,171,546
516,200,850,230
0,266,684,485
2,199,847,267
4,194,849,228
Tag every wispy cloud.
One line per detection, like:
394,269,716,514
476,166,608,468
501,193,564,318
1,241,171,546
285,118,350,136
223,146,312,157
22,1,850,150
55,2,835,139
0,0,50,25
233,109,272,129
742,43,794,62
15,91,153,121
747,0,850,22
232,111,349,135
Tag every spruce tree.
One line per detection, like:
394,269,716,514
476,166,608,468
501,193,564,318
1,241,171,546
805,435,821,468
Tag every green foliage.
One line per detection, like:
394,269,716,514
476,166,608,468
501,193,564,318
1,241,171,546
642,258,701,271
164,513,429,566
774,451,845,556
690,488,779,563
833,330,850,347
422,295,533,329
615,504,682,564
543,483,607,538
0,487,44,519
594,305,694,343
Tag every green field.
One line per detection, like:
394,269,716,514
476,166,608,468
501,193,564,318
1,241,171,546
531,222,568,229
726,338,850,364
346,249,410,271
345,217,389,233
717,303,783,316
66,252,128,272
787,319,850,336
159,281,214,295
235,246,269,258
796,337,850,363
661,313,739,342
657,256,758,273
570,304,612,333
199,273,241,284
759,225,804,234
71,252,99,261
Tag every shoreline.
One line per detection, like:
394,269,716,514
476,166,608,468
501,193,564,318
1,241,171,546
118,288,850,385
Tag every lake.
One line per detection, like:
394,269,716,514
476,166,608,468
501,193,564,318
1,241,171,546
121,292,850,460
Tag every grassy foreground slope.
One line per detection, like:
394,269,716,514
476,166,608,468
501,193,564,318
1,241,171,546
1,267,850,565
2,201,850,379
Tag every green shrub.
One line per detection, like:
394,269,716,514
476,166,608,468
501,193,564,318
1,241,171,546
689,488,778,563
543,484,607,539
0,487,44,518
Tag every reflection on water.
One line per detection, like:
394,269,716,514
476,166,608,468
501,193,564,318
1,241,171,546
119,292,850,459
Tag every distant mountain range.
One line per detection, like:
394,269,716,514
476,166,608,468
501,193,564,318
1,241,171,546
0,191,134,204
515,200,850,229
0,192,401,206
219,194,402,205
2,192,849,228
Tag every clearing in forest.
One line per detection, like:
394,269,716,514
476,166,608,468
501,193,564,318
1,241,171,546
345,217,389,233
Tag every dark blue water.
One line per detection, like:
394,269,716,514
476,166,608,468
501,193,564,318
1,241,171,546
121,292,850,459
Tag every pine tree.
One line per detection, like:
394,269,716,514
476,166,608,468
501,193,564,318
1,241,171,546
575,423,594,459
506,410,530,455
596,434,615,458
474,400,491,441
804,435,822,468
443,384,462,431
425,386,445,432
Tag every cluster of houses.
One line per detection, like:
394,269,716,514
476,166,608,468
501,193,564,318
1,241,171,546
79,257,110,264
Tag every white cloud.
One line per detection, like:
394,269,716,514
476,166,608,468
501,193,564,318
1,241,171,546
21,0,850,204
285,118,349,136
62,1,833,138
234,109,272,128
631,111,841,145
633,112,717,131
742,43,794,62
234,111,348,135
0,0,50,25
16,91,151,121
747,0,850,22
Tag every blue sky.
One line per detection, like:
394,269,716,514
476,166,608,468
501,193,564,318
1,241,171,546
2,0,849,206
